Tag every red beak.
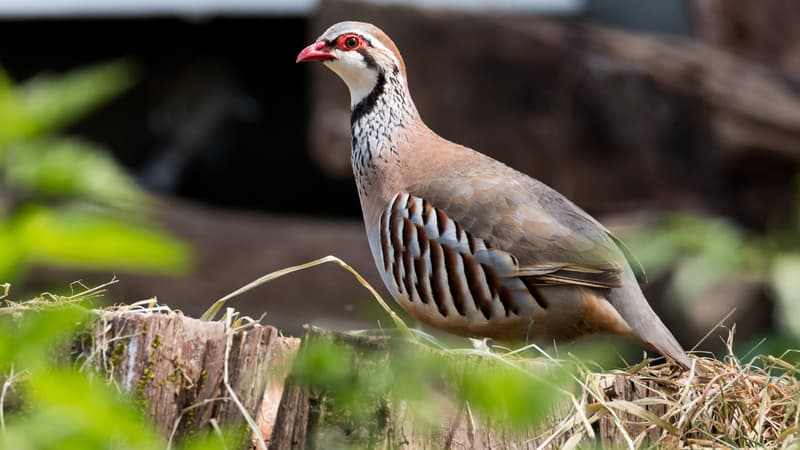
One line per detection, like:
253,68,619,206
296,41,336,63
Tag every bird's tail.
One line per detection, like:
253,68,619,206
607,266,692,369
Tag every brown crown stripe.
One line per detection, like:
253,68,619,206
442,244,467,317
380,209,390,271
461,253,494,320
428,241,449,317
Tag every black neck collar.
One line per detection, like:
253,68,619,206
351,71,386,125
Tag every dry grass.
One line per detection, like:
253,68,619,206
0,279,117,316
535,347,800,449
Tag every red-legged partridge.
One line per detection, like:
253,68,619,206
297,21,691,368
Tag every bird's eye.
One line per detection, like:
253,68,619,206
340,35,361,50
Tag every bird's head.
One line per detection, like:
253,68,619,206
296,21,407,108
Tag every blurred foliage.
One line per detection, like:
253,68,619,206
0,61,190,283
626,214,766,302
624,182,800,347
0,297,231,450
770,255,800,339
289,333,572,447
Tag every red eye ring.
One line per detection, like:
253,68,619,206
338,34,363,51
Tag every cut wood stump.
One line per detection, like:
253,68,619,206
271,327,504,449
77,312,692,449
269,328,467,450
267,327,685,449
82,310,286,447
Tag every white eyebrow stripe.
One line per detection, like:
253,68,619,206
355,31,402,71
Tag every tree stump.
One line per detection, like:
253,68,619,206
85,310,283,447
269,328,573,449
74,310,701,449
76,309,796,449
266,327,698,449
593,373,677,447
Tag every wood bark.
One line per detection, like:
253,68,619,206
84,310,283,447
268,327,544,449
254,335,301,450
592,373,678,447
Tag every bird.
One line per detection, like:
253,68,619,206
296,21,691,369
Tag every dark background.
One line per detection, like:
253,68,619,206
4,0,800,358
0,17,359,214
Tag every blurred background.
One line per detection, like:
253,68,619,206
2,0,799,360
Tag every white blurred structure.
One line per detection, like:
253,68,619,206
0,0,584,18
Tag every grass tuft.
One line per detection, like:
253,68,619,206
538,346,800,448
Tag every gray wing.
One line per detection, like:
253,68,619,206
406,161,643,289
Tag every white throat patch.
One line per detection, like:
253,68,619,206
324,55,380,108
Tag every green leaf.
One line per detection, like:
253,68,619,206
458,360,567,429
0,60,136,148
0,306,88,371
0,306,170,450
770,254,800,340
3,138,144,207
1,368,165,450
291,338,357,389
13,205,191,275
179,434,234,450
0,225,28,281
624,214,767,303
0,66,13,99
